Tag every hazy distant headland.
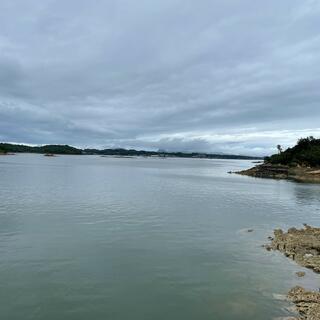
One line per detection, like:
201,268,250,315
0,142,261,160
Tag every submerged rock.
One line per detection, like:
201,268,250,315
296,272,306,278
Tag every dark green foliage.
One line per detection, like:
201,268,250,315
39,145,82,154
0,143,82,155
266,136,320,167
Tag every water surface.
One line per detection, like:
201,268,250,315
1,154,320,320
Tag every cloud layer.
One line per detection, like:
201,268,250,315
0,0,320,155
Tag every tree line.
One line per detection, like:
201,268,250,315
265,136,320,167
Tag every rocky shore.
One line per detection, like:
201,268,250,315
288,286,320,320
266,225,320,319
237,163,320,183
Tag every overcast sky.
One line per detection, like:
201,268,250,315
0,0,319,155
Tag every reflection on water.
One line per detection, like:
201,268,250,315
293,183,320,207
0,154,320,320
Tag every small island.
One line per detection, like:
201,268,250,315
237,137,320,183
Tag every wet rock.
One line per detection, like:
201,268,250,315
268,225,320,273
288,286,320,320
267,225,320,319
263,244,272,251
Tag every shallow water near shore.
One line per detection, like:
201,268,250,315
1,154,320,320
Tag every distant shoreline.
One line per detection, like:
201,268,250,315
0,142,262,161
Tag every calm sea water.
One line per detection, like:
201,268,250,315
1,154,320,320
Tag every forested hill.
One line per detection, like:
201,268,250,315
0,143,82,155
0,142,261,160
265,137,320,167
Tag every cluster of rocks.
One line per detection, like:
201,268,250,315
237,164,320,183
266,225,320,319
237,163,289,179
288,286,320,320
266,225,320,273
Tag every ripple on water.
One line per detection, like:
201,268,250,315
1,155,320,320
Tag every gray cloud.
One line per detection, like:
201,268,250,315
0,0,320,155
